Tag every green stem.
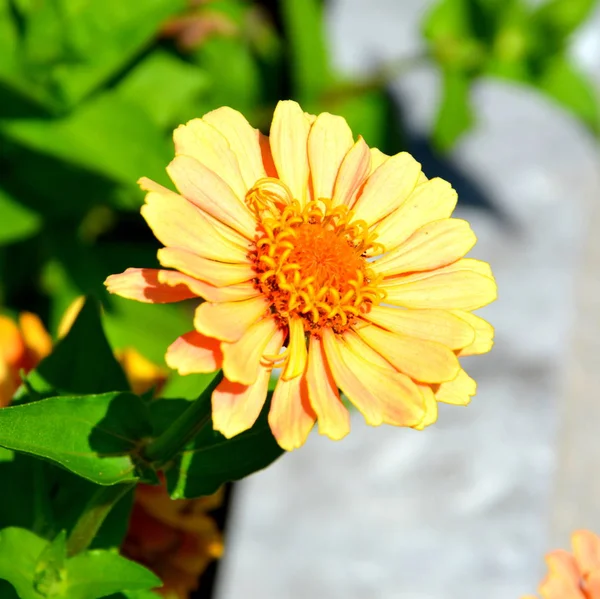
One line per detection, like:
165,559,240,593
143,373,220,467
66,482,135,557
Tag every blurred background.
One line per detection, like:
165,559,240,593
0,0,599,597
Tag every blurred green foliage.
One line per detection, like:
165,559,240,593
424,0,600,148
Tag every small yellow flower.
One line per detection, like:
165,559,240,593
105,100,497,451
522,530,600,599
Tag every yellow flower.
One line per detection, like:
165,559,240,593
522,530,600,599
105,100,497,451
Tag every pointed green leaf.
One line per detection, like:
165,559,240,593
0,392,151,485
0,188,42,245
534,0,597,38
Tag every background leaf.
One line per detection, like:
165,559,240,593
0,187,42,245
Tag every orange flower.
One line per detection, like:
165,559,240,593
523,530,600,599
105,100,497,450
122,480,223,599
0,312,52,406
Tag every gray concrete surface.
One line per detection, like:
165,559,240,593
215,2,600,598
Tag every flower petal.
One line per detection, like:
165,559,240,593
306,335,350,440
105,268,200,303
451,310,495,356
381,260,497,311
212,330,284,438
19,312,52,364
269,100,311,204
369,147,388,173
269,375,316,451
157,247,255,287
165,331,223,375
373,219,477,276
281,316,307,381
194,296,269,343
412,384,438,431
221,317,283,385
572,530,600,575
356,324,460,383
0,316,24,369
352,152,422,225
373,177,458,253
364,307,475,350
141,191,249,263
308,112,354,201
323,329,424,427
332,137,371,207
167,155,256,239
202,106,266,190
434,369,476,405
173,118,246,198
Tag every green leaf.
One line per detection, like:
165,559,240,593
0,392,151,485
0,187,42,245
33,531,67,597
280,0,333,102
158,399,283,498
537,55,599,133
160,371,214,401
117,50,209,130
534,0,597,38
433,68,475,150
22,297,129,398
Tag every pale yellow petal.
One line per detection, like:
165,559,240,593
141,191,249,263
281,316,307,381
203,106,266,189
194,297,269,343
167,155,256,239
451,310,494,356
364,307,475,350
352,152,422,225
332,137,371,207
19,312,52,363
356,324,460,383
269,100,311,204
435,369,477,405
269,375,316,451
157,247,255,288
373,219,477,276
373,177,458,253
369,147,388,173
412,384,438,430
306,335,350,440
221,317,283,385
165,331,223,375
173,118,246,198
308,112,354,201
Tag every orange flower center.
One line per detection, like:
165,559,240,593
246,178,386,335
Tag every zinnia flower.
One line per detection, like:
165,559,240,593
105,100,497,451
522,530,600,599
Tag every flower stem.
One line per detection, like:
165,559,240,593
143,373,221,467
66,482,135,557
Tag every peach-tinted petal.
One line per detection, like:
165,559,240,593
212,331,284,438
190,280,260,303
194,296,269,343
381,262,497,311
269,100,311,204
306,335,350,440
356,324,460,383
157,247,255,288
165,331,223,375
451,310,495,356
352,152,422,225
202,106,266,189
0,359,14,407
19,312,52,365
308,112,354,201
323,330,424,427
167,155,256,238
221,317,283,385
269,375,316,451
573,530,600,575
281,316,308,381
373,177,458,253
373,219,477,276
105,268,200,303
435,369,476,405
332,137,371,207
0,315,25,368
364,307,475,350
369,147,388,173
259,132,277,177
586,571,600,598
173,118,246,198
539,551,585,599
412,384,438,431
141,191,249,263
